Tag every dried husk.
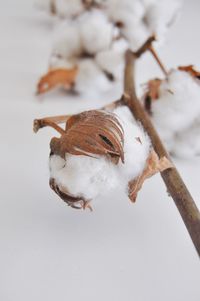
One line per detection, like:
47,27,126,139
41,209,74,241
37,67,78,94
50,110,124,164
128,150,173,202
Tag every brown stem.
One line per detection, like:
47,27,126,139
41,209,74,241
50,0,56,15
123,49,200,256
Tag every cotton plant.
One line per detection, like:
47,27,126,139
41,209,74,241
143,65,200,159
36,0,181,95
33,1,200,256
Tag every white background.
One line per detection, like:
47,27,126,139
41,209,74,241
0,1,200,300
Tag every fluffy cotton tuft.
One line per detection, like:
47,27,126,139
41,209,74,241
95,46,124,81
74,58,112,94
78,9,113,55
49,106,151,200
51,20,82,60
151,69,200,158
36,0,181,93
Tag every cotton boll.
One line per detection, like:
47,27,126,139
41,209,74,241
78,10,113,55
152,70,200,134
151,70,200,157
49,106,151,201
52,20,82,59
75,59,112,94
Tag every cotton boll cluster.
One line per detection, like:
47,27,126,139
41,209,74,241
150,69,200,158
36,0,181,95
40,9,124,94
49,106,151,203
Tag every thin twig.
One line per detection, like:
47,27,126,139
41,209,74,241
134,35,168,76
149,46,168,77
122,48,200,256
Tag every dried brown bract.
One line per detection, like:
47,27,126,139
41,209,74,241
49,178,92,210
128,150,173,202
50,110,124,164
143,78,162,114
37,67,78,94
178,65,200,80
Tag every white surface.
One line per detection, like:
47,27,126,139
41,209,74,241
0,1,200,300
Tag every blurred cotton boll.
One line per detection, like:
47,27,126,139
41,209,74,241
78,9,113,55
51,20,82,60
36,0,182,94
151,69,200,158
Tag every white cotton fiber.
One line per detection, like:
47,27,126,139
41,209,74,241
52,20,82,59
74,58,112,94
78,10,113,55
144,0,181,43
95,48,124,80
105,0,180,50
151,69,200,157
49,106,151,200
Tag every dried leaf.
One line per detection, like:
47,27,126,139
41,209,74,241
50,110,124,164
128,150,173,202
37,67,78,94
178,65,200,79
143,79,162,114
